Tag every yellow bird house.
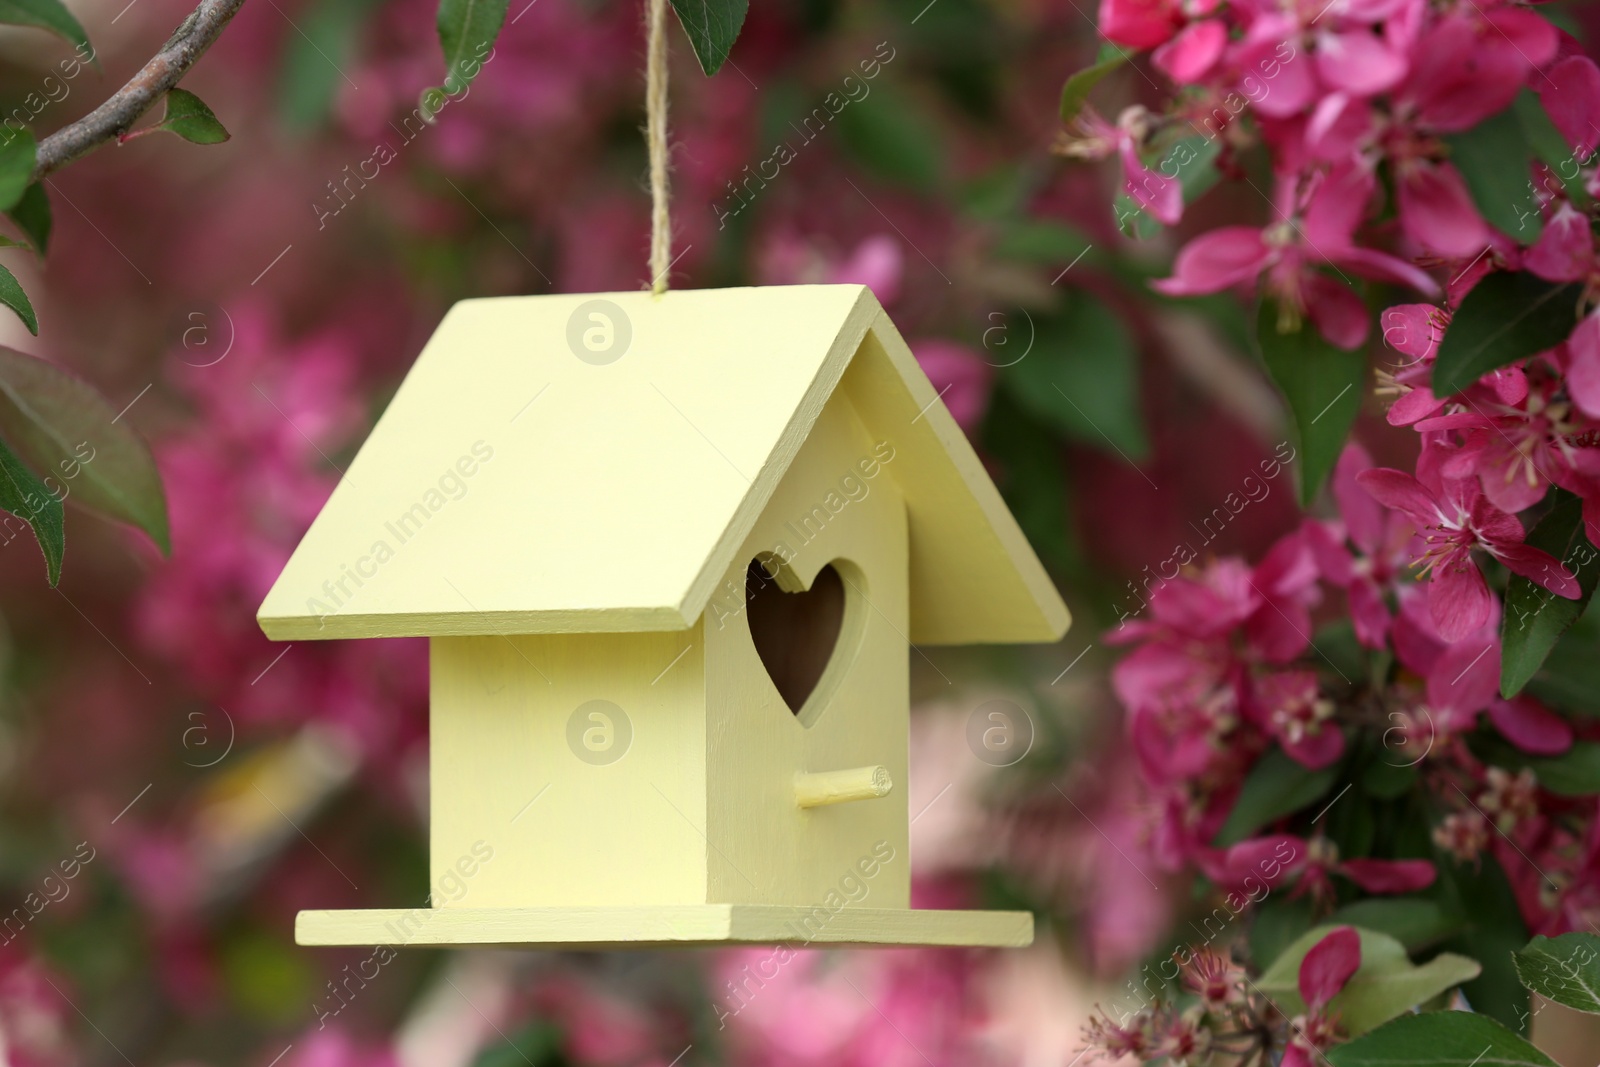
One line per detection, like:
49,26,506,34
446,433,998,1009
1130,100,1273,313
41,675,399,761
258,285,1069,949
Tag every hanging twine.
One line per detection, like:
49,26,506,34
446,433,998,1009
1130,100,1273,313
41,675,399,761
645,0,671,295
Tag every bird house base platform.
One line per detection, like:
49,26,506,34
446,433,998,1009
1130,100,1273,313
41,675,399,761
295,904,1033,949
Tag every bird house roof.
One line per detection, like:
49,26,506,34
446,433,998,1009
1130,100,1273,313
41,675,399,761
257,285,1068,644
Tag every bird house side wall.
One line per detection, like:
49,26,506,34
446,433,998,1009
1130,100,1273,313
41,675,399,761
702,385,911,911
429,629,709,908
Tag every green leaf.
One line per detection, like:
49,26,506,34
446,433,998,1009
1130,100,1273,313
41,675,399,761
0,264,36,335
668,0,748,76
1363,759,1418,800
0,128,36,213
1446,106,1541,241
1525,613,1600,716
275,0,377,130
1059,52,1126,123
1501,490,1600,696
1259,926,1482,1037
1513,933,1600,1014
1214,744,1341,847
1523,742,1600,796
991,221,1095,267
152,89,229,145
0,347,169,552
1432,272,1583,396
8,183,50,254
1250,893,1316,972
1438,853,1530,1032
1255,300,1366,508
1329,899,1464,953
0,0,90,54
0,435,61,584
980,390,1078,576
1002,298,1148,459
833,83,944,193
433,0,507,101
1327,1011,1557,1067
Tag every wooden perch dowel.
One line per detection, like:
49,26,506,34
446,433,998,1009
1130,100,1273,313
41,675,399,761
794,765,893,808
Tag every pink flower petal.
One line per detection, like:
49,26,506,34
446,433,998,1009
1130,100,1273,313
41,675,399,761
1484,7,1557,69
1333,443,1384,553
1356,468,1440,526
1400,162,1489,257
1121,143,1184,226
1388,385,1442,426
1154,19,1227,83
1429,561,1494,643
1538,56,1600,160
1380,303,1444,361
829,235,904,305
1098,0,1180,48
1303,165,1373,249
1152,227,1272,296
1307,93,1374,162
1306,274,1370,349
1568,312,1600,419
1315,28,1407,97
1350,577,1393,650
1494,542,1581,599
1337,858,1438,894
1524,203,1592,282
1247,40,1318,119
1298,926,1361,1009
1427,635,1500,718
1333,246,1441,297
1487,365,1528,407
1282,726,1346,770
1219,835,1308,889
1408,16,1528,132
909,339,995,433
1488,697,1574,756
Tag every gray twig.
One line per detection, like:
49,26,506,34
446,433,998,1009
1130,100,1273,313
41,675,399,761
32,0,249,181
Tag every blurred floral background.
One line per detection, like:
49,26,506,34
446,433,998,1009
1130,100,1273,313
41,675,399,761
3,0,1600,1064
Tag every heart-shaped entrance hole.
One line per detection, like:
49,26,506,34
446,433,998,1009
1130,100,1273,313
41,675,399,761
746,557,848,717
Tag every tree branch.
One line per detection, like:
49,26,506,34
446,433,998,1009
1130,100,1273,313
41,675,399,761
32,0,249,181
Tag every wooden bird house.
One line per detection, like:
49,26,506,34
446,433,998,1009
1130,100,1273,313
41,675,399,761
258,285,1069,949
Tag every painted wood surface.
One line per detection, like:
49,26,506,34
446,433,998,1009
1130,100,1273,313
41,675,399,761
704,388,910,908
296,905,1034,948
429,627,708,908
256,285,1069,645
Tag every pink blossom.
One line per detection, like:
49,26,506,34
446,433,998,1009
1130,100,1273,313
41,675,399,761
1309,445,1413,648
1538,54,1600,160
1099,0,1183,49
1525,201,1594,283
1298,926,1360,1010
1282,926,1360,1067
1356,466,1579,640
1250,670,1344,768
1206,835,1436,899
1154,166,1438,346
909,340,995,433
1067,106,1183,225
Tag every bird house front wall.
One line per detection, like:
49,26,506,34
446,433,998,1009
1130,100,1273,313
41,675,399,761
428,628,709,908
703,385,911,910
